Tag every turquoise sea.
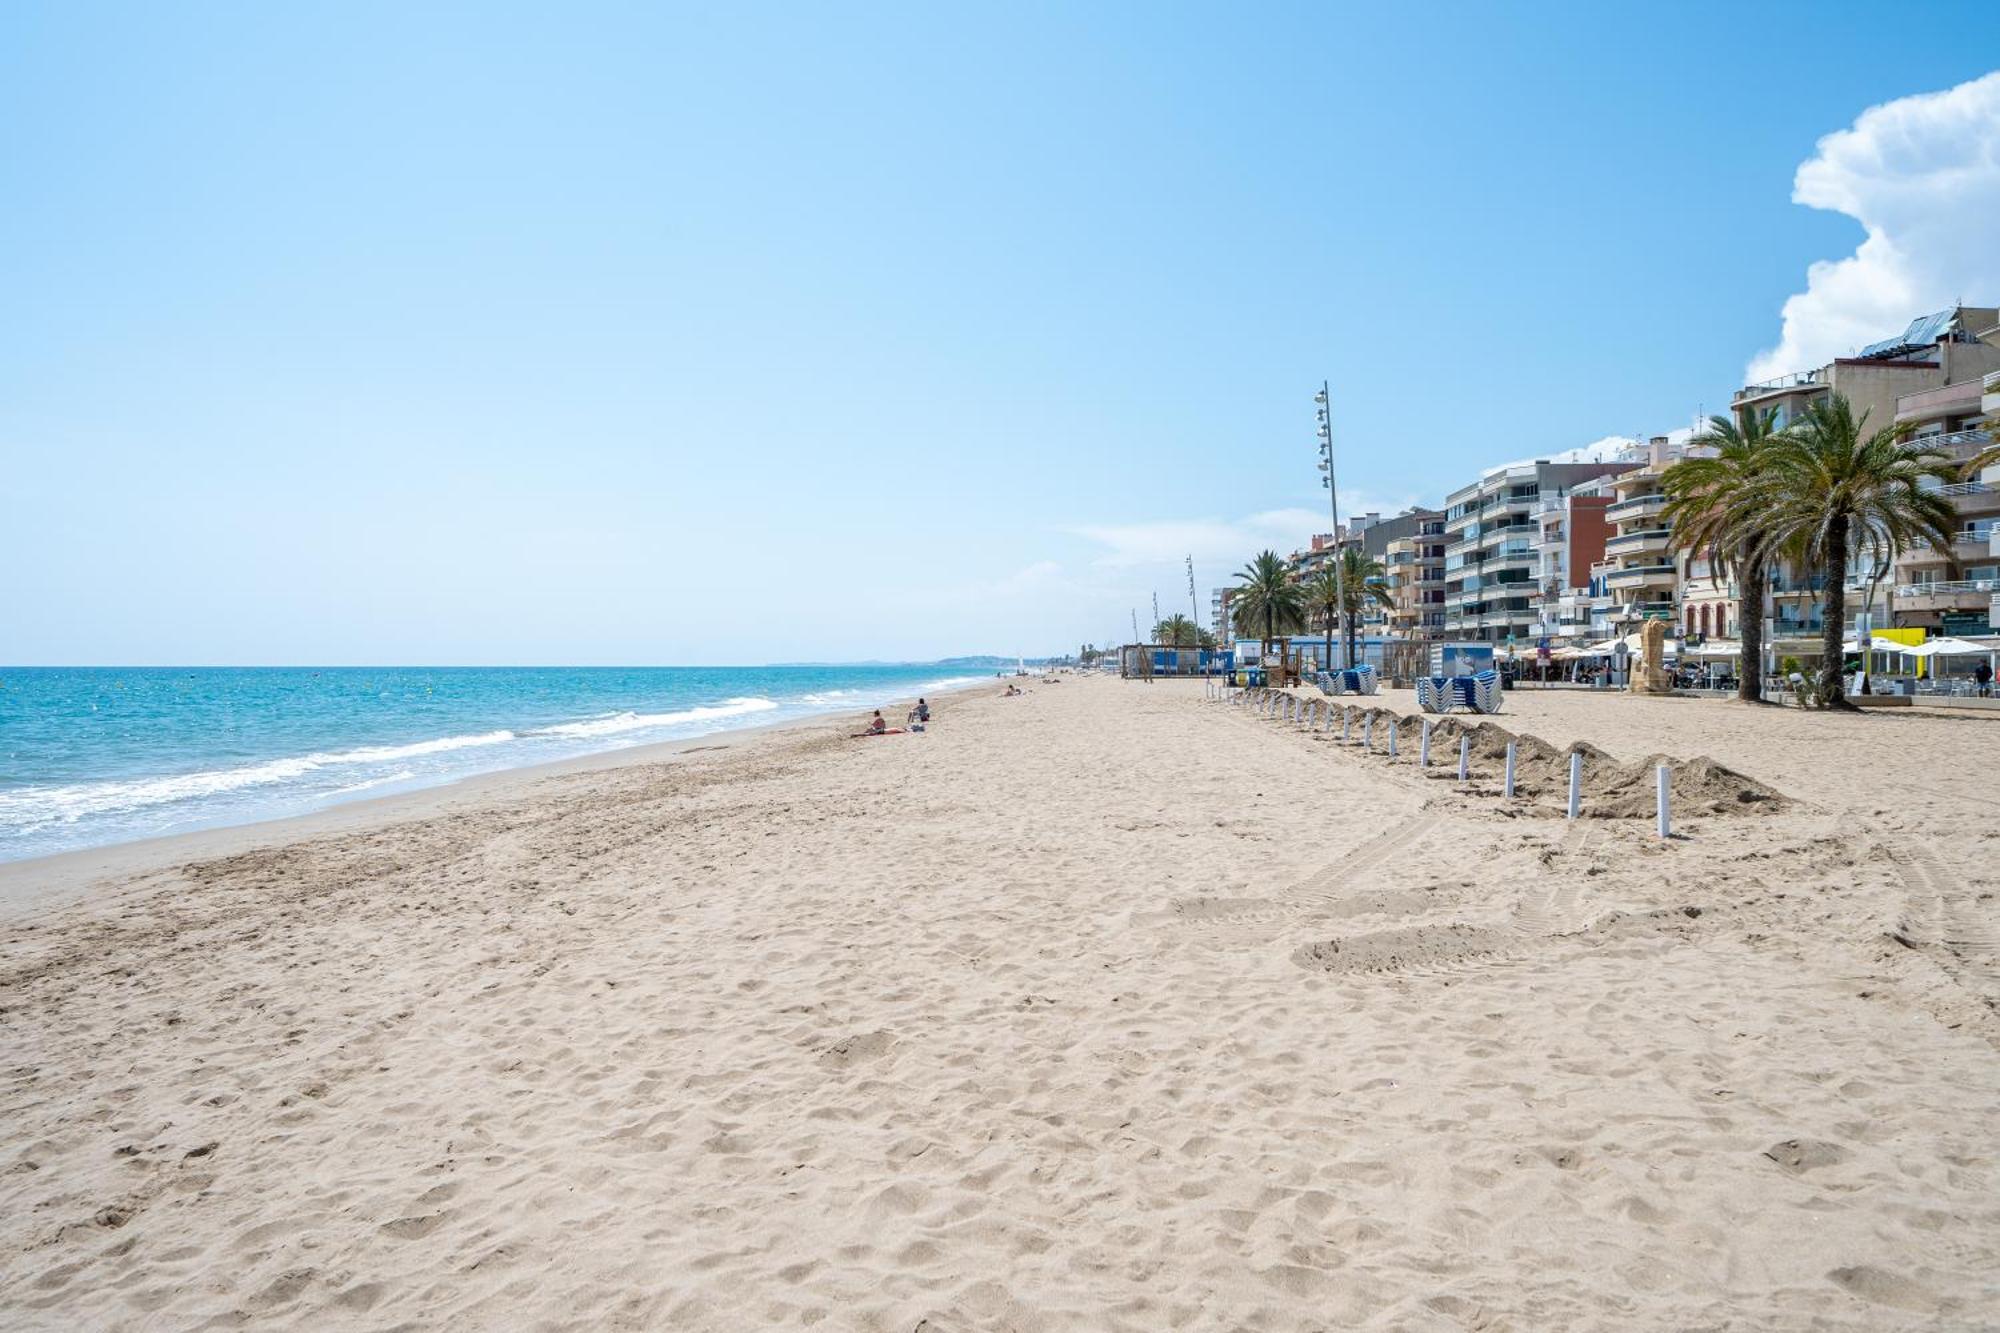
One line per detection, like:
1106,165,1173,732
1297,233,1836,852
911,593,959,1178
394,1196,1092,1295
0,665,986,863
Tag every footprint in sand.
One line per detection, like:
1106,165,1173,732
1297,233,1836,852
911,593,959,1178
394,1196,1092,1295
1762,1138,1850,1173
817,1031,895,1069
1827,1264,1943,1314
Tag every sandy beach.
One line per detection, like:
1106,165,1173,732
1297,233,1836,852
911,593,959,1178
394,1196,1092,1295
3,676,1998,1330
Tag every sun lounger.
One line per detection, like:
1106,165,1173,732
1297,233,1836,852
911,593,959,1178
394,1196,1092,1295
1466,668,1502,714
1416,676,1451,712
1417,669,1501,715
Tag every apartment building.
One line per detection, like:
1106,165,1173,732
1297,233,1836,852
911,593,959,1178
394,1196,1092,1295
1382,510,1448,640
1589,439,1687,632
1440,460,1634,644
1530,476,1620,646
1889,368,1999,635
1732,306,2000,433
1990,368,2000,633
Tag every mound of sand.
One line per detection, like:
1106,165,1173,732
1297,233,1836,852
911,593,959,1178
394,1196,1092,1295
1327,706,1789,819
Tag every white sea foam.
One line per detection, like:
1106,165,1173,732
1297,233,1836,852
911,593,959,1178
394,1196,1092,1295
325,769,420,798
921,675,988,692
796,688,862,705
0,729,519,828
530,697,777,739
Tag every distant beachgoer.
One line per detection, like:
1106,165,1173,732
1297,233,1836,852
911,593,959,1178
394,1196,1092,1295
1977,661,1993,697
916,698,931,722
864,711,886,734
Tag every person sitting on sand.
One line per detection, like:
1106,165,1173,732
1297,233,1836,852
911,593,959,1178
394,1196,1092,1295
863,710,886,734
1003,684,1022,696
915,697,930,722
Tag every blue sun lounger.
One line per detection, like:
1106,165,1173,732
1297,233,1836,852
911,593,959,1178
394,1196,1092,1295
1417,669,1502,714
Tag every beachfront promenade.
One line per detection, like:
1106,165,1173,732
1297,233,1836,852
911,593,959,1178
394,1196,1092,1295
2,676,1997,1329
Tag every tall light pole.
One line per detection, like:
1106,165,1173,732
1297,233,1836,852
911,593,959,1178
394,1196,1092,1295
1316,382,1348,669
1187,554,1205,680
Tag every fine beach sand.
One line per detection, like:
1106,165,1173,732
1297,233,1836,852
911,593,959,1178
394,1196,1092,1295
3,677,1998,1330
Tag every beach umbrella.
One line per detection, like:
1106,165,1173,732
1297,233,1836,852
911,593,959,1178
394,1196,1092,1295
1912,636,1991,656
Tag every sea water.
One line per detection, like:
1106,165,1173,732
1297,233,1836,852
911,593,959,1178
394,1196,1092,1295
0,665,985,863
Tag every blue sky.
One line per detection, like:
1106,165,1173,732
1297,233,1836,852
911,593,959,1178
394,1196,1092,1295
5,4,1997,664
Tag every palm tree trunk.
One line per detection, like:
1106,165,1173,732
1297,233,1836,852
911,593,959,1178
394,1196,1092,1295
1817,514,1852,709
1738,551,1765,704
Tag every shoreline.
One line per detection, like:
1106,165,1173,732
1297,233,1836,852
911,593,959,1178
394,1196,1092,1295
0,678,984,919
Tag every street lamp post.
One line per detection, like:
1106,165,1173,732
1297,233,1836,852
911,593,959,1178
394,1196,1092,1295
1315,382,1348,670
1187,555,1205,681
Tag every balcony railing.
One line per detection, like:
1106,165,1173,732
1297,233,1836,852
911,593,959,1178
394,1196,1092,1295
1736,368,1827,399
1921,479,1996,498
1605,563,1676,585
1909,426,1994,453
1895,578,1999,598
1606,492,1667,520
1603,528,1673,554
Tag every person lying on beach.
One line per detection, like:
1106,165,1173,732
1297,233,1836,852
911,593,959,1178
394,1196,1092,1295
1003,684,1023,696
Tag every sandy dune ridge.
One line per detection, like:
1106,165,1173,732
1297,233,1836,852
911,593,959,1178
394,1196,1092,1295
2,676,1997,1329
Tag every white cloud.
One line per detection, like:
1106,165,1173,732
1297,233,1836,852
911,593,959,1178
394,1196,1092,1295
1745,70,2000,384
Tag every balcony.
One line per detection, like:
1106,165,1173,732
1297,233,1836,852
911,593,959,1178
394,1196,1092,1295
1909,426,1993,454
1893,579,1999,613
1605,563,1677,588
1920,479,1997,500
1603,528,1673,556
1606,492,1668,522
1952,527,1999,555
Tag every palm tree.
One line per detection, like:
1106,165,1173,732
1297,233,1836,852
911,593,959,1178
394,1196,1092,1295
1758,395,1959,708
1229,550,1305,657
1302,566,1345,666
1153,614,1202,647
1662,408,1785,703
1302,549,1392,668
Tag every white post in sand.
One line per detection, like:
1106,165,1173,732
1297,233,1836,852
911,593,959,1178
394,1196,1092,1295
1458,735,1469,783
1504,741,1517,798
1656,763,1671,840
1419,721,1431,768
1363,714,1373,750
1387,720,1398,758
1567,750,1582,820
1342,709,1351,744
